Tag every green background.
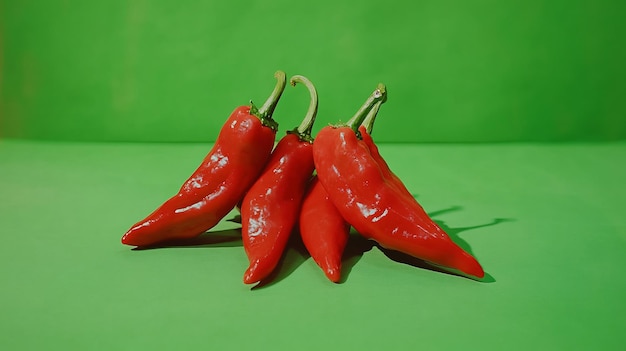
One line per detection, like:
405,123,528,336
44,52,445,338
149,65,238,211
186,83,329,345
1,1,626,350
1,0,625,142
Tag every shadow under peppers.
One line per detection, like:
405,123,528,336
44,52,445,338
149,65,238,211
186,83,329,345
251,232,311,290
377,205,514,282
131,228,242,251
129,207,511,285
339,231,376,284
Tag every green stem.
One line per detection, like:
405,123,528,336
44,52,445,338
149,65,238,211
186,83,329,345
288,75,318,142
346,83,387,138
361,99,385,135
250,71,287,130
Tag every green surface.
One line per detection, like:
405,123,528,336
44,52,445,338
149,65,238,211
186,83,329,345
2,0,625,348
2,0,625,143
1,139,625,350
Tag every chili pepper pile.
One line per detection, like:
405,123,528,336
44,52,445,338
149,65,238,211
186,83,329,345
121,71,485,285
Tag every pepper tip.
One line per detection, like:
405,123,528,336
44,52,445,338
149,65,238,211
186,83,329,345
243,260,265,285
325,268,342,284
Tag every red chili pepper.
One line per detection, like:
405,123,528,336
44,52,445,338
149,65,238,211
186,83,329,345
299,175,350,283
121,71,287,247
313,84,485,279
298,92,387,283
241,75,318,285
358,100,414,203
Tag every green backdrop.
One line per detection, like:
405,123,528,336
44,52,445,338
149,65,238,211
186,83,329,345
2,2,626,350
2,0,625,143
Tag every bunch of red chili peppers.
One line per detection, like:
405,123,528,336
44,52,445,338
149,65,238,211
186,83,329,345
121,71,485,285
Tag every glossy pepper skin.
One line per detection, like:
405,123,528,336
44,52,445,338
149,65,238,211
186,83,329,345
121,72,286,247
298,92,387,283
299,175,350,283
313,85,485,279
241,75,318,285
358,101,414,203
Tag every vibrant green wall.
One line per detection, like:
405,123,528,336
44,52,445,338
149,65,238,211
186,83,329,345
1,0,624,143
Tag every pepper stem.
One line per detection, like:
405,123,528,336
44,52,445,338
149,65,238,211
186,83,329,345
288,75,318,142
361,98,385,135
346,83,387,138
250,71,287,131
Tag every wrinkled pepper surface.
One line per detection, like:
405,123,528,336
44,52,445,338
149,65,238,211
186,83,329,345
241,75,318,284
313,84,485,279
121,71,286,247
299,90,387,283
358,101,415,203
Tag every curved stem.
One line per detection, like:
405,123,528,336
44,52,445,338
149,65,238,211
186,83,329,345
258,70,287,117
251,71,287,130
289,75,318,141
346,83,387,137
